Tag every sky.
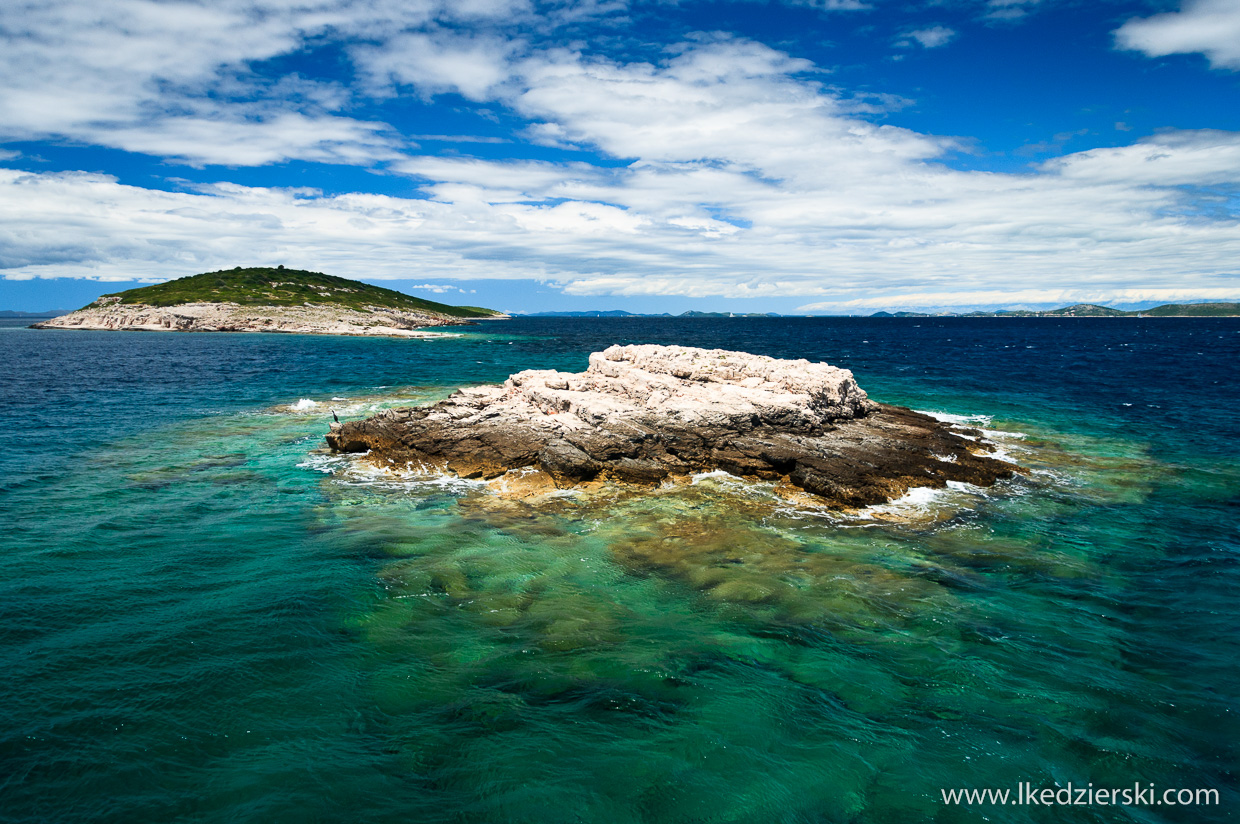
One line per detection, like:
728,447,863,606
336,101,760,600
1,0,1239,314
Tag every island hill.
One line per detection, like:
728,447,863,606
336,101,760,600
31,266,506,337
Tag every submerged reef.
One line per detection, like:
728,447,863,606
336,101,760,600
326,344,1015,507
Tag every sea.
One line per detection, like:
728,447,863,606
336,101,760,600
1,316,1237,823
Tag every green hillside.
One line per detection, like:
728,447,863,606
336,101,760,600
99,267,501,318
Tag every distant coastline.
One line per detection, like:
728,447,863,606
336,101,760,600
519,302,1240,319
868,302,1240,318
1,309,70,319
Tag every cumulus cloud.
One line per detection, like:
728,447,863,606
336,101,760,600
0,0,549,165
783,0,872,10
356,31,523,101
1115,0,1240,70
984,0,1044,22
4,99,1239,308
510,39,949,181
0,169,534,280
1,8,1238,309
1041,129,1240,185
897,26,957,49
402,283,473,293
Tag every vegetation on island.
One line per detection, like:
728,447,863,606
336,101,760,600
99,267,502,318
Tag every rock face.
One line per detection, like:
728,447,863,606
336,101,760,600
31,296,475,337
326,344,1016,507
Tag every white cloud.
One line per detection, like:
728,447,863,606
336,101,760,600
356,31,522,101
510,39,948,180
99,112,400,168
984,0,1043,22
785,0,872,10
0,0,549,166
4,94,1239,308
1041,130,1240,185
402,283,471,293
393,156,603,202
0,169,528,280
1,19,1238,309
1115,0,1240,69
898,26,957,49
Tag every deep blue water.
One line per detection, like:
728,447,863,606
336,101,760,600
1,317,1238,823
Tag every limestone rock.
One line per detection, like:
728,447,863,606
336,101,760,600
326,344,1016,507
30,299,470,338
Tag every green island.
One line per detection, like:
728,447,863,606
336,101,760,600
31,266,505,337
102,266,499,318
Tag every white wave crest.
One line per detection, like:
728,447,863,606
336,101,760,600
297,451,486,493
690,469,741,484
916,409,993,427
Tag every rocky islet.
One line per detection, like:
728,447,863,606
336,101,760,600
326,344,1017,508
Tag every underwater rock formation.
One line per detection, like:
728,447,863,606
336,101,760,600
326,344,1015,507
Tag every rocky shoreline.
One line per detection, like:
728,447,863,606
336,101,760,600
326,344,1017,507
31,296,482,337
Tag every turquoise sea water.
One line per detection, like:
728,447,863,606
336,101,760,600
2,317,1238,823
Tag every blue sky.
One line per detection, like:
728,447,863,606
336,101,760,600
1,0,1238,314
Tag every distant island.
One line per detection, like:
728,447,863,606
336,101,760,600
525,310,781,318
870,302,1240,318
523,302,1240,318
1,309,70,318
31,267,506,337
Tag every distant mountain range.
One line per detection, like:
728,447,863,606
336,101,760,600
525,302,1240,318
522,310,666,317
870,302,1240,318
0,309,70,318
522,310,783,318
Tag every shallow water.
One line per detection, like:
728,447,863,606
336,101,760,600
2,317,1237,823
